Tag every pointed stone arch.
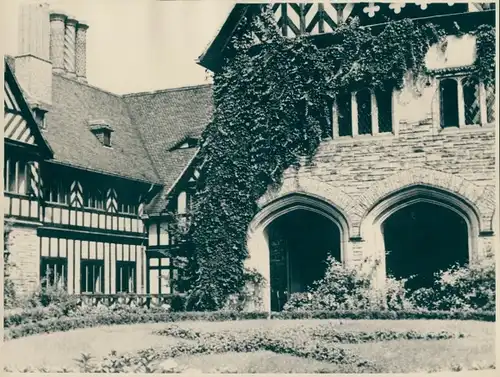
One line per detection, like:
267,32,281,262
257,175,359,235
356,168,493,235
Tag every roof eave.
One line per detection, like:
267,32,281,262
197,4,252,72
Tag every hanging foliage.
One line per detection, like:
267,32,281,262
183,6,494,310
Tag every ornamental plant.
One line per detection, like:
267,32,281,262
183,5,495,310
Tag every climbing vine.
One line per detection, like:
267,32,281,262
184,6,495,311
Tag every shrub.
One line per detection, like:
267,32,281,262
410,258,495,311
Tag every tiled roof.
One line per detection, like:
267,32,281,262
9,59,213,213
123,84,213,213
44,74,161,183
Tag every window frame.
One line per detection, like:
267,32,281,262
80,258,105,294
148,256,180,294
331,88,396,140
115,260,137,293
436,72,494,130
40,256,68,289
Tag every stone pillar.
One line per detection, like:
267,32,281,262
75,22,89,82
50,12,67,73
64,17,78,77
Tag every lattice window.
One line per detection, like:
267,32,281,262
439,76,495,128
439,78,459,128
40,257,67,289
375,88,393,133
463,76,481,125
80,259,105,294
116,261,136,293
485,82,495,123
356,89,372,135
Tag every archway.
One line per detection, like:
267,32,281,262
266,209,341,311
246,193,350,312
360,185,480,290
382,201,468,290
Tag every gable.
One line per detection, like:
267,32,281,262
4,60,53,157
198,2,496,72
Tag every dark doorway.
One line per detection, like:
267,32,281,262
382,202,469,291
267,209,341,311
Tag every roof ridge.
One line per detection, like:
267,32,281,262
122,83,213,97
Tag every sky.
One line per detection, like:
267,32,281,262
2,0,235,94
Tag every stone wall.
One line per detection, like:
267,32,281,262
5,221,40,298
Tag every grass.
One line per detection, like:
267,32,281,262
1,319,495,373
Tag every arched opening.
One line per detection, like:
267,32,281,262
382,201,469,291
265,209,341,311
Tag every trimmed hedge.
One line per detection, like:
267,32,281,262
271,309,496,321
4,310,268,340
4,308,494,340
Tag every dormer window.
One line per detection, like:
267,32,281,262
33,106,48,130
170,136,198,151
88,120,114,147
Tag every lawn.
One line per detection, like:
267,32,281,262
1,319,495,373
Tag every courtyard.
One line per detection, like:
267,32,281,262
1,319,495,373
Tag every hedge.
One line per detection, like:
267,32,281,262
271,309,496,321
4,311,269,340
4,308,494,340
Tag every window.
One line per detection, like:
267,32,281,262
148,257,180,294
80,259,105,293
116,261,136,293
47,179,69,204
40,257,67,289
337,93,352,137
356,89,372,135
485,82,495,124
86,186,105,210
334,88,393,138
439,75,495,128
4,157,29,195
103,131,111,147
376,88,393,133
177,191,187,214
33,108,47,130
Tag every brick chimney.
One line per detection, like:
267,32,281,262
49,12,66,74
15,3,91,106
15,2,53,106
63,17,78,77
75,22,89,82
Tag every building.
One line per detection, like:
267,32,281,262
4,3,211,305
3,2,497,312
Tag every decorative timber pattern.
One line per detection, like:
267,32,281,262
28,161,42,198
106,188,118,213
271,2,489,37
4,79,36,145
70,180,84,208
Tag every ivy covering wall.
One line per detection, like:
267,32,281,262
183,6,495,310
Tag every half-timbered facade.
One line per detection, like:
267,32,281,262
3,2,497,311
3,3,210,303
